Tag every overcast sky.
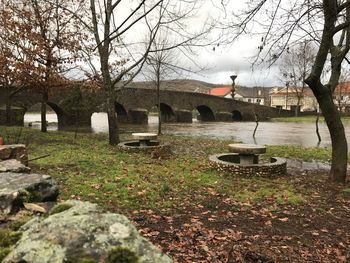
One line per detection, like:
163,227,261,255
190,38,281,87
143,0,285,87
78,0,290,88
178,0,283,87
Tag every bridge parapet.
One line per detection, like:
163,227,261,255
0,86,295,127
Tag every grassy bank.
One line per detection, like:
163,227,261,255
1,126,343,212
2,126,350,262
271,115,350,123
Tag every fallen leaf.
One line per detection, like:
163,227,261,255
23,203,47,213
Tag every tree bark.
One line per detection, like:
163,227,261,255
101,66,119,144
41,91,48,132
106,94,119,145
315,112,321,144
295,97,301,117
304,0,348,182
313,86,347,182
6,98,12,125
253,112,259,138
157,68,162,135
157,93,162,135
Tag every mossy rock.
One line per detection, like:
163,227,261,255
0,229,22,247
106,247,139,263
8,217,31,231
50,203,73,215
2,201,173,263
0,228,22,262
0,247,12,262
65,257,97,263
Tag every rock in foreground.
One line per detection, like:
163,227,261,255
0,144,28,165
0,159,31,173
4,200,172,263
0,172,58,214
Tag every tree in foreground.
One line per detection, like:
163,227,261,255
0,0,85,132
223,0,350,182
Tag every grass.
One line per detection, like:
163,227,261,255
265,145,333,162
0,126,341,211
271,115,350,123
342,188,350,194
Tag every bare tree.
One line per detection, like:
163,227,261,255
144,28,203,135
222,0,350,182
279,41,316,116
86,0,214,145
146,37,179,135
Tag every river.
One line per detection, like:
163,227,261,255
24,112,350,148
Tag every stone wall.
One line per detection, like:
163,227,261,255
209,153,287,177
0,86,296,126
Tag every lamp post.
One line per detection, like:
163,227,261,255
230,74,237,100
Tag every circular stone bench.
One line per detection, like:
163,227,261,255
228,143,266,165
209,153,287,177
132,133,158,147
118,140,160,152
119,133,171,153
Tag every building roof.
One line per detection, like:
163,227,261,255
271,87,314,96
271,82,350,97
209,86,231,96
236,86,270,98
336,81,350,94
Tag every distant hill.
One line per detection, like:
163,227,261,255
128,79,277,94
128,79,225,93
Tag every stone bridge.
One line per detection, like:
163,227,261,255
0,86,294,127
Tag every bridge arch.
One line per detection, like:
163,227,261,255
159,103,175,122
115,102,129,123
195,105,215,121
232,110,243,121
24,101,63,128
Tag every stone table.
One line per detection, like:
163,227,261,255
132,133,158,147
228,143,266,165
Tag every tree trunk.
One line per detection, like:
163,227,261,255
41,92,48,132
253,112,259,138
106,93,119,145
157,81,162,136
157,104,162,135
6,98,12,125
315,113,321,144
316,88,347,182
295,97,301,117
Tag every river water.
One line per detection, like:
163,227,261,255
24,112,350,148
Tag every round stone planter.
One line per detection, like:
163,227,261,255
118,140,170,153
209,153,287,177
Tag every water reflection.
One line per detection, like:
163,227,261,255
24,112,350,148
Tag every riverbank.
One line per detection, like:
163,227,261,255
271,115,350,123
1,127,350,262
22,112,350,147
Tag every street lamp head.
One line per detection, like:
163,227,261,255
230,74,237,100
230,75,237,82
